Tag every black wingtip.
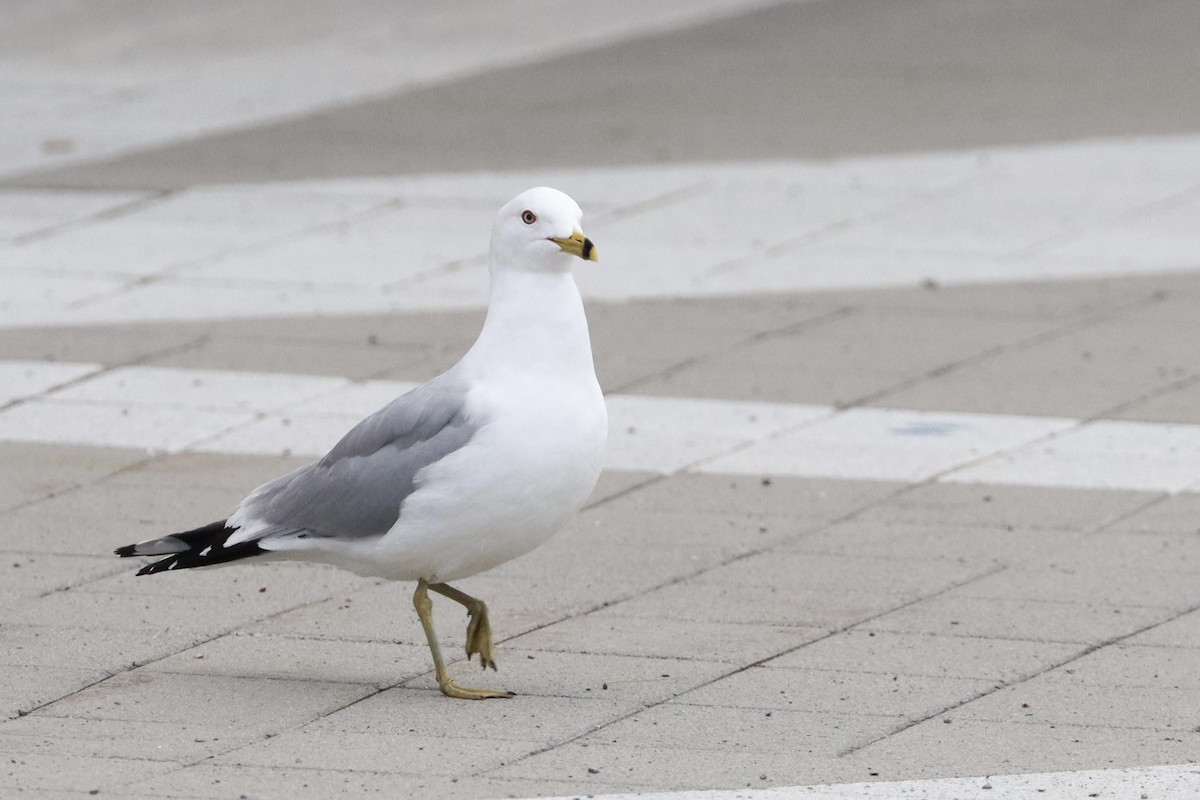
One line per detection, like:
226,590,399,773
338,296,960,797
114,544,137,557
136,558,176,576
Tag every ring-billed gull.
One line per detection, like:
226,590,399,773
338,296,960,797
115,187,607,700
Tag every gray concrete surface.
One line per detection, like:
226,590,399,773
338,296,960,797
2,1,1200,798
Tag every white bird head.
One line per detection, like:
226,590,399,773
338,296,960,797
491,187,598,273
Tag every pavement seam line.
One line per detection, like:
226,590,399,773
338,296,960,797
700,172,986,279
486,562,1007,778
7,189,177,245
844,286,1174,410
0,335,214,518
609,305,854,394
836,596,1200,758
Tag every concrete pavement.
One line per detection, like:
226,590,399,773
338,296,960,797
2,1,1200,798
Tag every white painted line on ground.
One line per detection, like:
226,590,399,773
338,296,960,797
47,365,350,412
944,419,1200,493
698,407,1075,484
522,763,1200,800
0,359,101,406
3,137,1199,329
3,362,1200,494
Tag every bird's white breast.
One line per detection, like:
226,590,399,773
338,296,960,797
363,370,607,582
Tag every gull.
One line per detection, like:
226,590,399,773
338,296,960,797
115,187,607,700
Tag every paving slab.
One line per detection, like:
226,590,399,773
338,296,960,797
606,551,991,629
851,481,1153,531
841,718,1200,784
0,714,263,763
492,741,846,792
860,594,1174,645
575,702,891,758
510,612,824,665
781,519,1087,566
0,751,178,794
761,629,1084,685
0,440,148,514
4,1,1200,797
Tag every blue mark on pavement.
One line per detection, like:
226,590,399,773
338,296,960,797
888,421,967,437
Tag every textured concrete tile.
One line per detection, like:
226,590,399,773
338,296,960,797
563,506,809,556
1116,378,1200,425
819,162,1187,257
40,670,372,728
577,702,892,756
127,763,604,800
626,308,1053,407
190,203,484,289
1127,608,1200,648
954,564,1200,611
0,189,150,240
0,440,149,513
48,365,348,412
879,313,1200,418
8,583,329,639
492,740,842,790
190,411,379,457
213,729,538,775
0,715,260,762
782,519,1084,566
1047,192,1200,276
1039,644,1200,689
0,398,252,453
84,561,371,599
0,359,99,404
610,472,904,522
249,580,507,645
404,647,730,705
609,551,989,628
702,407,1070,483
0,623,205,673
605,394,828,474
947,420,1200,493
99,449,312,493
0,665,107,719
853,481,1151,531
0,324,205,367
307,687,631,743
678,665,993,719
585,469,656,506
800,765,1200,800
0,752,176,793
861,594,1173,644
764,630,1083,684
958,680,1200,731
842,718,1200,783
589,294,841,392
0,484,244,554
1104,493,1200,533
1036,530,1200,577
1,553,122,597
146,634,431,688
145,335,408,383
497,527,731,585
512,612,823,664
830,274,1161,322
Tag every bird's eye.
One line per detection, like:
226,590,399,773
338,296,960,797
521,210,537,225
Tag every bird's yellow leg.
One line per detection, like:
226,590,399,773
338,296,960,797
429,582,498,670
412,580,513,700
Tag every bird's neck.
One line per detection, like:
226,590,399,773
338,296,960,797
463,268,596,381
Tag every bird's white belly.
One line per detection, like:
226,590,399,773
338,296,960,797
351,383,606,581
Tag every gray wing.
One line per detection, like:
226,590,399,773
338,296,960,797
238,373,478,541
